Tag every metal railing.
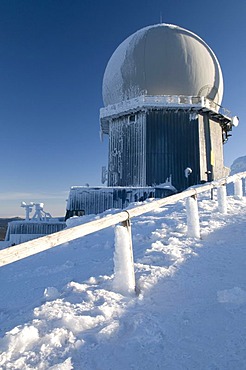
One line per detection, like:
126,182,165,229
100,94,232,121
0,172,245,273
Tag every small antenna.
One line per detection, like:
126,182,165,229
160,11,163,24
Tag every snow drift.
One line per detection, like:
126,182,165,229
1,193,246,369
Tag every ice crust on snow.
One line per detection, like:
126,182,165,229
0,194,246,368
217,287,246,305
44,287,60,301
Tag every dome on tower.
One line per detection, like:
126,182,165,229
102,24,223,107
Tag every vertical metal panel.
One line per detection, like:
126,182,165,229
7,222,66,238
66,187,168,216
202,114,213,181
108,113,146,186
209,118,224,180
146,110,200,191
106,108,224,193
199,114,225,181
198,115,208,182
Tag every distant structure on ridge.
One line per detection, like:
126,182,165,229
2,203,66,247
66,23,239,218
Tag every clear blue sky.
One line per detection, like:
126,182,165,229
0,0,245,217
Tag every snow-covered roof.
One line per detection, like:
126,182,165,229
100,94,232,135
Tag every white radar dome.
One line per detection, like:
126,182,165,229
102,24,223,106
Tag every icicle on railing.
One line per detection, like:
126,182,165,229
234,178,243,200
217,185,227,214
113,218,136,296
186,195,200,238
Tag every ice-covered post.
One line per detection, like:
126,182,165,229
186,195,200,238
113,218,136,296
234,178,243,199
21,202,34,221
217,185,227,214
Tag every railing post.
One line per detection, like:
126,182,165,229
217,185,227,214
113,218,136,296
234,179,243,199
186,195,200,238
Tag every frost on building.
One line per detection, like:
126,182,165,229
3,202,66,246
66,23,238,218
65,184,175,219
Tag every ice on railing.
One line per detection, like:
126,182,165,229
234,179,243,199
186,196,200,238
100,94,228,121
217,186,227,214
113,225,135,295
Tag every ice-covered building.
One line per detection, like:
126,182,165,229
3,202,66,246
66,23,238,217
65,183,175,219
101,23,238,188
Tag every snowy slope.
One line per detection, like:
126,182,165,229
230,155,246,175
227,156,246,196
1,194,246,369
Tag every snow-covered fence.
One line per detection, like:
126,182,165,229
0,172,246,293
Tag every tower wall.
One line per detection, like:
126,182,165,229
209,118,227,179
107,108,227,192
146,110,200,190
198,114,228,182
198,115,209,182
108,112,146,186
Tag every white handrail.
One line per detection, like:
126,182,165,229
0,172,245,268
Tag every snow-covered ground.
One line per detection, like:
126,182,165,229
1,193,246,369
230,155,246,175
